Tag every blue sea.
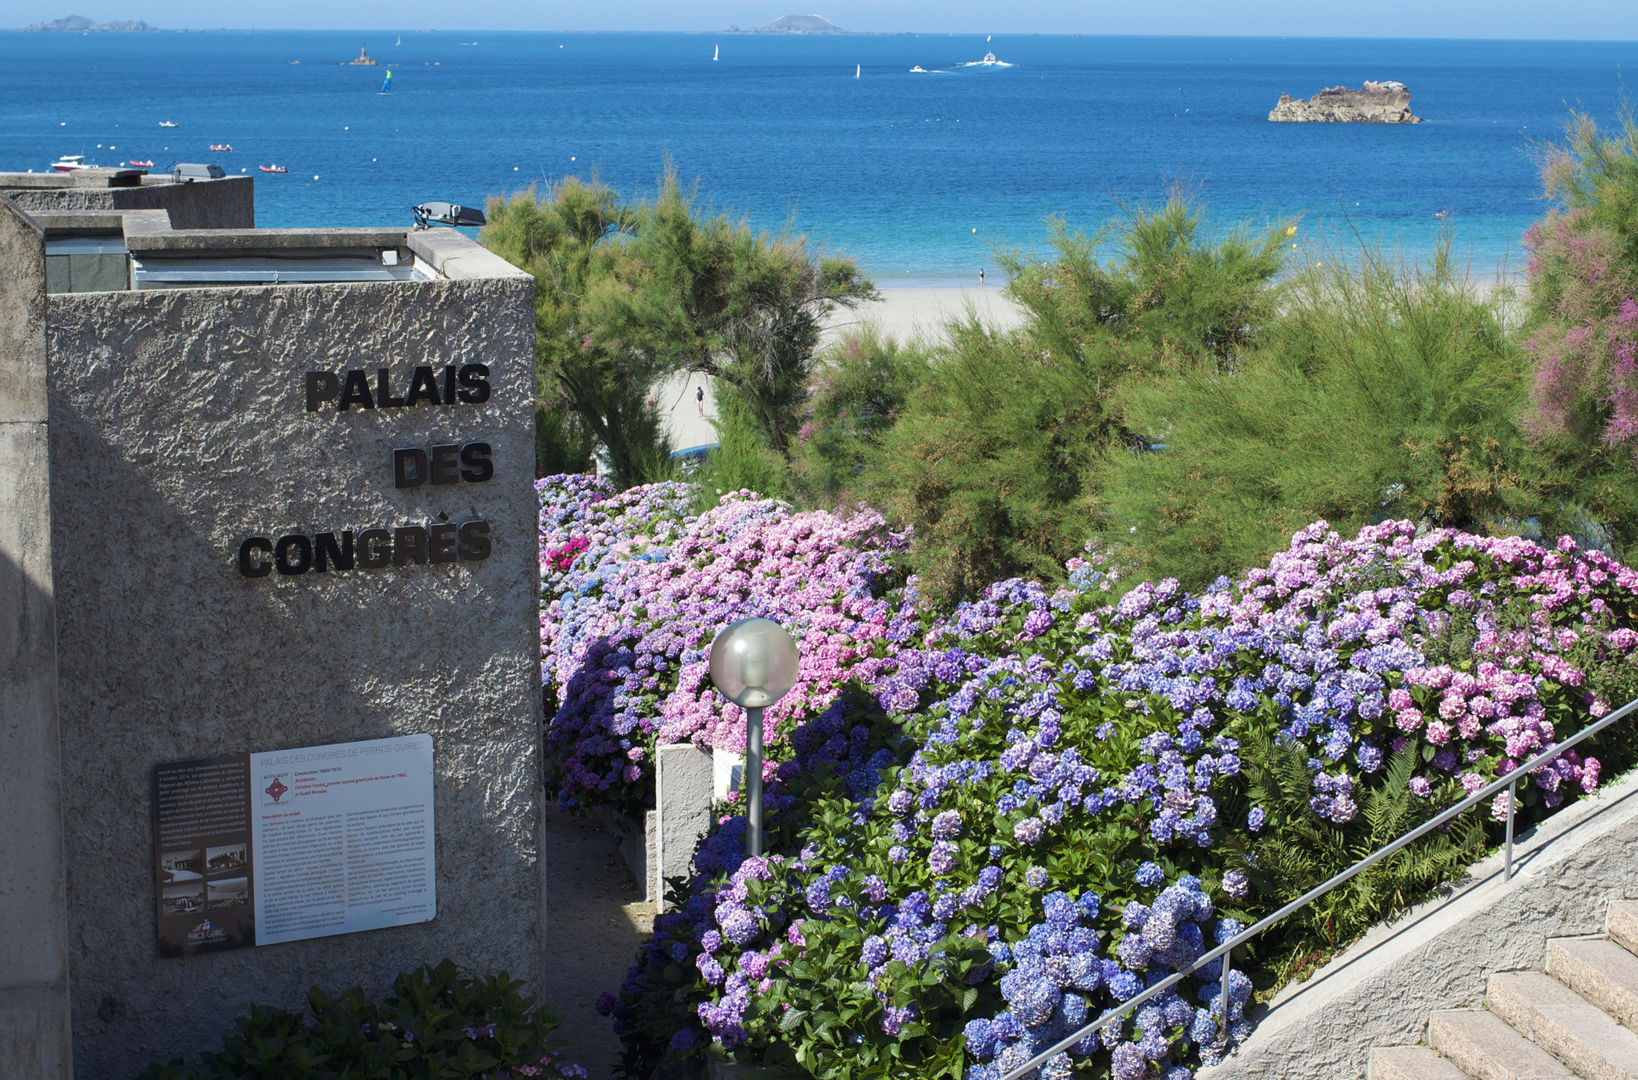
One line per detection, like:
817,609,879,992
3,29,1636,285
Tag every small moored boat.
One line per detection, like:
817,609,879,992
50,154,93,172
158,120,177,128
209,143,233,152
257,164,289,174
125,159,156,168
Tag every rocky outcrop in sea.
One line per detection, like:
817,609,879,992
1268,81,1423,123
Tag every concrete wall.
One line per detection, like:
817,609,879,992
107,175,255,229
0,199,74,1077
43,231,540,1076
1201,766,1638,1080
4,174,254,230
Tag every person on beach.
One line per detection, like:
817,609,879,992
979,267,986,288
696,385,705,414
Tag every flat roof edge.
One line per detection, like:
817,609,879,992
123,223,410,253
407,229,531,282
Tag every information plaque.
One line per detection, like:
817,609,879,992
153,734,435,956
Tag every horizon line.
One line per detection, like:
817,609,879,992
6,26,1638,43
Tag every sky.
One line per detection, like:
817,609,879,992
9,1,1638,39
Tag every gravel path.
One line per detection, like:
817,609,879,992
541,810,655,1079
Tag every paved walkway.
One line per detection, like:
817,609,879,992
542,810,655,1078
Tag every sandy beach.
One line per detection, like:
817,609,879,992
824,284,1027,345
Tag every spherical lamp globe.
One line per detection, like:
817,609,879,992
708,618,798,709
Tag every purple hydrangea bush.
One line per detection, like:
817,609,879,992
537,475,919,816
593,518,1638,1080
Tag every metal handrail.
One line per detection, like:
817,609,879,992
998,693,1638,1080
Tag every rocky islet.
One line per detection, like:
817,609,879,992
1269,80,1423,122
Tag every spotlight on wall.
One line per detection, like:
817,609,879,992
412,202,486,230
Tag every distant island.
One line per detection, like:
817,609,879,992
1268,81,1422,123
24,14,157,31
723,14,851,34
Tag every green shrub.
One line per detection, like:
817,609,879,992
858,313,1105,604
139,960,584,1080
854,195,1286,605
534,398,595,478
1231,735,1485,991
789,327,931,506
689,393,792,513
1000,195,1287,378
1098,244,1545,590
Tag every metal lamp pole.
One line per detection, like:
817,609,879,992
745,703,765,856
708,618,798,858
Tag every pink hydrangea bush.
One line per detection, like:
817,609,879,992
600,520,1638,1080
537,475,921,815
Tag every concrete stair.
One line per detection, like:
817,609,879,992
1368,900,1638,1080
1609,902,1638,954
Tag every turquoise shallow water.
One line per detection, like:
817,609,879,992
3,29,1635,284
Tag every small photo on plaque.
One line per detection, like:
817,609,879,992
162,881,205,915
161,849,203,884
207,877,250,910
205,844,247,874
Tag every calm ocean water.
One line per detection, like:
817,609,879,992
3,29,1635,285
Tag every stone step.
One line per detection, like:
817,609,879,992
1487,971,1576,1034
1488,970,1638,1080
1548,937,1638,1029
1371,1045,1476,1080
1427,1009,1574,1080
1609,901,1638,957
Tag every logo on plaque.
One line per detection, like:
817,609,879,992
264,777,288,802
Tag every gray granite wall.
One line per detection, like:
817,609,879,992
0,199,74,1079
44,249,541,1077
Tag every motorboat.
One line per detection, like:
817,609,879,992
50,154,93,172
209,144,233,152
960,49,1011,68
158,120,177,128
257,164,289,174
125,159,156,168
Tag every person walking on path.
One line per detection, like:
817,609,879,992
696,385,705,415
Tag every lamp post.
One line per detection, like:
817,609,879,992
708,618,799,857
